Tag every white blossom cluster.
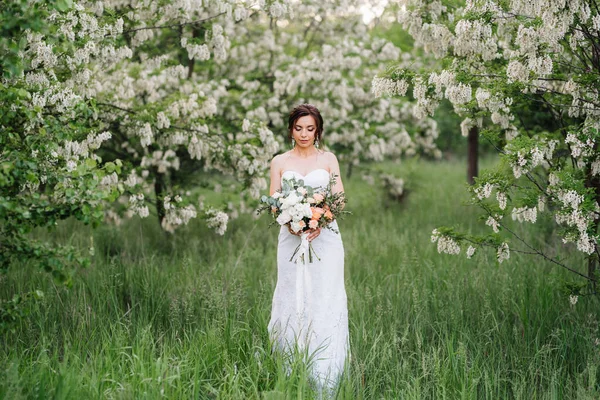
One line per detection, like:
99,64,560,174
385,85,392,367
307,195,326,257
511,206,537,224
546,174,599,254
505,140,557,179
205,208,229,236
474,183,495,200
431,229,461,255
485,215,502,233
55,131,112,171
466,246,476,259
454,19,498,61
127,193,150,219
161,195,197,233
460,117,482,137
181,37,210,61
381,174,405,198
496,191,507,210
371,78,409,98
497,242,510,263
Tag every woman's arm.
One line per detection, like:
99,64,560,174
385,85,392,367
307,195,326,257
269,154,282,196
328,152,346,211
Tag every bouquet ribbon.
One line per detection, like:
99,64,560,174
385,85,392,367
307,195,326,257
291,231,311,265
294,232,311,347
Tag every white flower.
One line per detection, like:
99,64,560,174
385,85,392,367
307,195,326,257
138,206,149,218
486,215,501,233
445,83,472,105
569,294,578,306
475,183,494,200
156,112,170,129
281,192,301,209
290,221,302,233
497,192,507,210
242,119,251,132
460,117,474,137
466,246,476,259
433,234,460,255
371,77,409,97
497,243,510,263
276,210,292,225
512,206,537,223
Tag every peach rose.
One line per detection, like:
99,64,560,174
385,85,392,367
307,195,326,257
313,193,324,203
309,219,319,229
311,207,324,220
271,206,278,213
324,210,333,220
298,220,306,229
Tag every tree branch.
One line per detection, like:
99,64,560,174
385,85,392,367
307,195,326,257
120,13,225,35
496,219,594,281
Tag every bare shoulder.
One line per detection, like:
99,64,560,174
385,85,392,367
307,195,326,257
323,151,339,164
270,152,289,171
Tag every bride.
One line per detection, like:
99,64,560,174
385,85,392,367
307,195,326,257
267,104,350,391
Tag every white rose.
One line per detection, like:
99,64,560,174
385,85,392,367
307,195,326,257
276,211,292,225
302,203,312,218
290,209,303,222
281,192,300,208
290,221,302,233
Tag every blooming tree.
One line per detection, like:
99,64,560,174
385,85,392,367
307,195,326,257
202,0,442,184
375,0,600,290
2,0,442,262
67,0,441,233
1,0,126,286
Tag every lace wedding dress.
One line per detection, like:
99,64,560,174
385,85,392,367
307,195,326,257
268,168,349,389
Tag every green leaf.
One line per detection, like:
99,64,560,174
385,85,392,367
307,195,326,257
55,0,73,12
85,158,97,168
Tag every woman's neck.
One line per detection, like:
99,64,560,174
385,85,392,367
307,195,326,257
293,145,318,158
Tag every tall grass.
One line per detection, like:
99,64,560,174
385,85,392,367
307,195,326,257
1,158,599,399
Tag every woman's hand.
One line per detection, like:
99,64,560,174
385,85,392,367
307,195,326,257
307,227,321,242
287,225,322,242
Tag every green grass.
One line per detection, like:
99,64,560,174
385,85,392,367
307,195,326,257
1,158,600,399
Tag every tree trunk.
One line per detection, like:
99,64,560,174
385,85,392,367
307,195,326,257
467,126,479,185
585,163,600,288
346,162,353,180
187,28,200,79
588,257,597,289
154,172,166,228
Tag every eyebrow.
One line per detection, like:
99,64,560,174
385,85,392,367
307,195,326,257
295,124,315,128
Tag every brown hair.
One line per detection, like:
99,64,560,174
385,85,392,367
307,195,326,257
287,104,324,143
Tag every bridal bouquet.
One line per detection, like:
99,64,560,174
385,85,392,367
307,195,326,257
257,174,348,264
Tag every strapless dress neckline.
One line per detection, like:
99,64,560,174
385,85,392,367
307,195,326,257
281,168,330,179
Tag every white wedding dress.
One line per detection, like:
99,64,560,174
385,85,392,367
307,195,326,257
268,168,349,390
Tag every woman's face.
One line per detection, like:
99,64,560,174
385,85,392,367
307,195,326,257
291,115,317,148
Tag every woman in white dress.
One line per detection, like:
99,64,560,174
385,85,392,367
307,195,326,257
267,104,350,391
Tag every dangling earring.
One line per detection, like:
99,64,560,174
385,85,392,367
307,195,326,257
315,138,319,148
291,138,295,148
